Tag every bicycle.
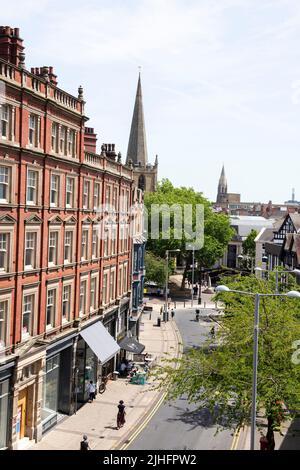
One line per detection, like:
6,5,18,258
98,375,108,394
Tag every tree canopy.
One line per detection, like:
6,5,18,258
153,274,300,440
242,229,258,259
144,252,166,286
144,179,234,274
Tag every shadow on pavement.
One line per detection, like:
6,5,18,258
279,418,300,450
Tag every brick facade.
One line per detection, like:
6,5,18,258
0,26,135,449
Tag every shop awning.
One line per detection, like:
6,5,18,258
118,337,145,354
80,321,120,364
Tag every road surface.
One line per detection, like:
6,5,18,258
128,308,233,450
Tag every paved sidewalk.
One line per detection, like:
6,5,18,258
30,303,181,451
236,416,300,450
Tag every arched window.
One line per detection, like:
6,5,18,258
138,175,145,191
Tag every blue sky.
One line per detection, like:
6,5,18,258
3,0,300,203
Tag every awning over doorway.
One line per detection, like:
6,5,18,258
80,321,120,364
118,337,145,354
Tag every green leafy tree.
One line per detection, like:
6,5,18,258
144,179,234,286
144,252,166,286
242,229,258,259
153,274,300,445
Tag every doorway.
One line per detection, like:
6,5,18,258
17,389,27,439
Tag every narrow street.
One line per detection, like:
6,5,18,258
128,308,234,450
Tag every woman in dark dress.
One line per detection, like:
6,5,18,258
117,400,126,429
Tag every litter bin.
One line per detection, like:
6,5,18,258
112,371,120,381
157,317,161,327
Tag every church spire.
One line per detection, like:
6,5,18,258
217,165,228,203
126,73,148,167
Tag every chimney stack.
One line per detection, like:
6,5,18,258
84,127,98,154
0,26,24,66
103,143,117,161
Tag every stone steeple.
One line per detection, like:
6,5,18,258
217,165,228,203
126,73,148,166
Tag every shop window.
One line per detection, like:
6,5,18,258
0,380,9,448
43,355,60,415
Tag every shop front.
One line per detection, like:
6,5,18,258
76,319,120,406
41,335,74,433
102,308,118,376
74,336,98,406
0,360,14,449
11,345,45,449
116,299,130,367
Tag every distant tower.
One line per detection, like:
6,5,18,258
217,165,228,204
126,73,158,192
292,188,295,203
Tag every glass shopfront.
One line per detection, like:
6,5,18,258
42,354,60,426
75,337,97,405
0,379,9,449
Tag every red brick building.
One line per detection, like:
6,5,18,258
0,26,135,449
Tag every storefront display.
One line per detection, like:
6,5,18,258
42,354,60,429
0,379,9,449
75,337,97,406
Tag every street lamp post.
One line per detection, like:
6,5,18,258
216,284,300,450
198,267,202,305
191,248,195,307
165,249,180,318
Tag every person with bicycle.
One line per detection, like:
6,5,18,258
99,375,108,394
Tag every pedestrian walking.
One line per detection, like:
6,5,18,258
171,308,175,319
87,380,96,402
117,400,126,429
80,434,91,450
210,326,215,338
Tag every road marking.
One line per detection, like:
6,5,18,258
119,391,167,450
230,426,241,450
119,319,183,450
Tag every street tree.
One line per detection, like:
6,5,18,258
153,274,300,445
242,229,258,259
144,252,166,286
144,179,233,286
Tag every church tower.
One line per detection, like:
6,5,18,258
217,165,228,204
126,73,158,192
